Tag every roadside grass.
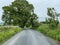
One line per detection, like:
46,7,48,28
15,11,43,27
37,24,60,42
0,26,22,45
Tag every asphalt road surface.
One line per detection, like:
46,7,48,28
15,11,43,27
3,30,59,45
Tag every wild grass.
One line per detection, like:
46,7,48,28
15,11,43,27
37,24,60,42
0,26,22,45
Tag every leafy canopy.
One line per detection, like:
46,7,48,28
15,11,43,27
2,0,38,28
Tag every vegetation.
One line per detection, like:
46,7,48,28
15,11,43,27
2,0,39,28
1,0,60,44
38,24,60,42
0,26,22,45
37,8,60,43
46,8,60,29
0,0,39,44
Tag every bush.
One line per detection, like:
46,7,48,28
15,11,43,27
46,18,59,29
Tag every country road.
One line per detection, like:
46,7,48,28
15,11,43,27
3,30,59,45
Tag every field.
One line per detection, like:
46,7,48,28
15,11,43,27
37,24,60,42
0,26,22,45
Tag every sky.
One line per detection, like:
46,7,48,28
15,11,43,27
0,0,60,22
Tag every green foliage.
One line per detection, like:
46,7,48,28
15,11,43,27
46,18,59,29
38,24,60,42
0,26,22,45
46,8,60,29
31,21,40,29
2,0,38,28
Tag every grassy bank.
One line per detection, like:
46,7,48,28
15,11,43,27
37,24,60,42
0,26,22,45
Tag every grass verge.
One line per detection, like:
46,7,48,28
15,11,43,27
0,26,22,45
37,24,60,42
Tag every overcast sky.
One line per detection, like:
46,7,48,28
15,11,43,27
0,0,60,22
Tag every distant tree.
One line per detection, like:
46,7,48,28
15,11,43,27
46,8,60,29
2,0,38,28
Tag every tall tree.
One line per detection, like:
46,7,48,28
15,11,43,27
46,8,60,29
2,0,38,28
